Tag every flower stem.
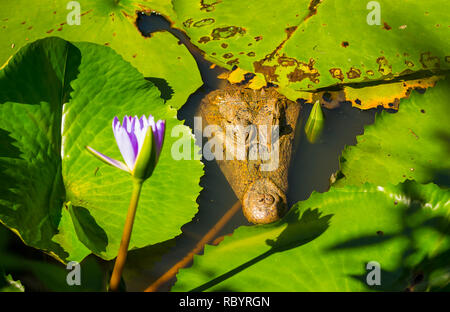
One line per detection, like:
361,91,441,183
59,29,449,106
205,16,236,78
109,178,143,291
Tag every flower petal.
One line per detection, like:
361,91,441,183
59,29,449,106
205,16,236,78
127,116,134,132
142,115,149,128
131,116,138,133
114,126,137,169
139,115,146,130
148,115,155,130
112,116,120,131
86,146,130,172
155,120,165,154
122,115,128,131
126,119,139,160
135,120,148,151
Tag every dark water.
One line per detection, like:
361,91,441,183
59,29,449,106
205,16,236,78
0,13,379,292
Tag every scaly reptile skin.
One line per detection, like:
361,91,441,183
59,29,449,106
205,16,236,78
198,85,300,224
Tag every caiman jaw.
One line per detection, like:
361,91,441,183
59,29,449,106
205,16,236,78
243,178,287,224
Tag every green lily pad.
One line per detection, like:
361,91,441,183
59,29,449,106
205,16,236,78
172,0,310,71
172,0,449,99
0,0,202,109
0,37,203,262
260,0,450,93
173,181,449,291
337,78,450,187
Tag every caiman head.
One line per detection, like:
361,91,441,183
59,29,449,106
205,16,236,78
198,85,300,224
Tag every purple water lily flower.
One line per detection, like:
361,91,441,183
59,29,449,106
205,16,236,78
87,115,165,180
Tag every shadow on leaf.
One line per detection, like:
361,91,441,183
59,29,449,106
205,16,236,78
145,77,174,102
327,181,449,291
68,204,108,255
0,38,83,262
189,208,332,291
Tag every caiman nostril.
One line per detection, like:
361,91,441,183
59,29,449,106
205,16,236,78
243,178,287,224
264,194,275,204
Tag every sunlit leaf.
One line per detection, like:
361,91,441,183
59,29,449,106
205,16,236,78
171,0,449,101
0,0,202,109
343,76,442,110
336,78,450,187
0,37,203,262
173,181,449,291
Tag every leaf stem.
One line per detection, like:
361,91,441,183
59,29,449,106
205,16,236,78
109,178,143,291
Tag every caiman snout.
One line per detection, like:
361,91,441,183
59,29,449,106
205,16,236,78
243,178,287,224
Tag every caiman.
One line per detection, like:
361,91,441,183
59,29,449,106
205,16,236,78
198,85,300,224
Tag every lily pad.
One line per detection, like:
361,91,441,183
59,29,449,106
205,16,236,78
171,0,449,100
337,78,450,187
0,0,202,109
260,0,449,92
172,0,310,72
0,37,203,262
173,181,449,291
343,76,442,110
